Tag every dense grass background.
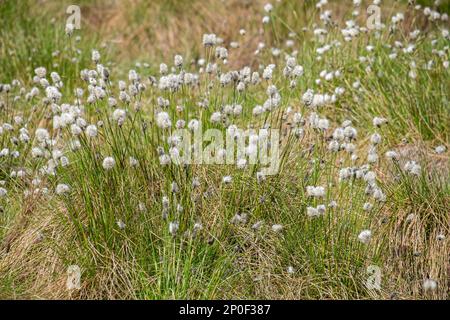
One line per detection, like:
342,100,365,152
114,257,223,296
0,0,448,299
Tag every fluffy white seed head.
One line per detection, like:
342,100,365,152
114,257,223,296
358,230,372,244
102,157,115,170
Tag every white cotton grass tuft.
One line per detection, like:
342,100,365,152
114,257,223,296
159,154,171,166
117,220,126,229
373,117,388,127
193,222,203,235
34,67,47,78
231,213,248,224
264,3,273,13
56,183,70,195
102,157,115,170
271,224,283,232
222,176,232,184
129,157,139,167
236,158,247,169
370,133,382,144
112,108,126,125
358,230,372,244
423,278,437,292
435,145,446,154
385,150,399,160
91,50,101,63
307,204,326,217
174,55,183,68
306,206,319,217
65,23,75,36
156,112,171,129
85,125,98,137
404,161,421,176
0,187,7,197
306,186,326,197
252,221,264,230
35,128,50,142
169,221,179,236
202,34,217,47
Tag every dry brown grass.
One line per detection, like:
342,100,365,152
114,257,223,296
0,201,140,299
0,200,68,299
39,0,424,71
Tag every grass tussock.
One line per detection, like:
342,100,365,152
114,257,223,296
0,0,449,299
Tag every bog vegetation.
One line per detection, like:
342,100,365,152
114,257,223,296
0,0,448,299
